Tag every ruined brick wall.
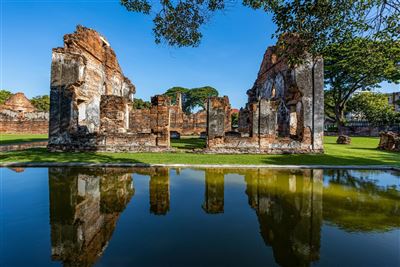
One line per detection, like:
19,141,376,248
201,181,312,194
247,43,324,150
206,96,233,148
169,105,184,132
0,116,48,134
206,40,324,154
0,93,49,134
94,96,171,151
169,92,207,136
49,25,135,150
129,108,152,134
150,95,171,147
100,95,129,134
188,111,207,135
48,26,172,152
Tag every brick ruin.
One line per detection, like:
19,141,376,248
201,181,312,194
0,92,48,134
205,43,324,153
48,26,171,152
169,92,207,137
48,26,323,154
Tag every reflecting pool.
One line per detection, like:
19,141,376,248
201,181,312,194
1,167,399,266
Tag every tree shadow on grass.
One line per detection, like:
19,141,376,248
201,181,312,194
0,138,49,145
0,148,145,164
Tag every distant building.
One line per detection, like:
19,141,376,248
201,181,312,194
0,92,48,134
387,92,400,112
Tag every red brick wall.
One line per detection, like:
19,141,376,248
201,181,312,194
0,120,48,134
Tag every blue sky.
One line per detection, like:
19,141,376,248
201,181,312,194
1,0,399,109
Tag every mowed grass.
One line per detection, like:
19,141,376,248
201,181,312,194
1,136,398,166
171,136,205,150
0,134,48,145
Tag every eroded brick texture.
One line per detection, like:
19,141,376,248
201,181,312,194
169,92,207,136
48,26,170,152
0,93,49,134
206,40,324,154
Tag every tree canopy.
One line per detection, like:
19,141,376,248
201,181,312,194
164,86,219,113
0,90,12,105
164,86,190,104
133,98,152,109
187,86,218,111
121,0,400,60
30,95,50,111
347,92,399,126
323,38,400,132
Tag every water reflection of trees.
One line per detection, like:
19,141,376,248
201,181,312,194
323,170,400,232
49,168,134,267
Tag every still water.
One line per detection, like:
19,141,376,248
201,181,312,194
1,167,399,267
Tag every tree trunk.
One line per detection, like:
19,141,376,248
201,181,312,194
335,104,346,135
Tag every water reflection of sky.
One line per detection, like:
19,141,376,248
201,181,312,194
323,169,400,188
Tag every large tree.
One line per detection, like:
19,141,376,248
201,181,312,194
121,0,399,57
323,38,400,133
121,0,400,128
164,86,218,113
347,92,399,126
186,86,218,111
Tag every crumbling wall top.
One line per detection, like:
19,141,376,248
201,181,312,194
52,25,135,96
0,92,37,113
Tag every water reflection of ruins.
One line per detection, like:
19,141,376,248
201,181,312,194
49,168,135,267
48,167,399,267
244,169,323,267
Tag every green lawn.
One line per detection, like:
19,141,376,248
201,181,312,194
171,136,205,150
0,134,48,145
1,136,398,166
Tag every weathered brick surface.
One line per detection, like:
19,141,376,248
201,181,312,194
100,95,129,134
169,93,207,136
206,40,324,154
47,26,323,154
0,93,49,134
206,96,232,140
48,26,170,152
